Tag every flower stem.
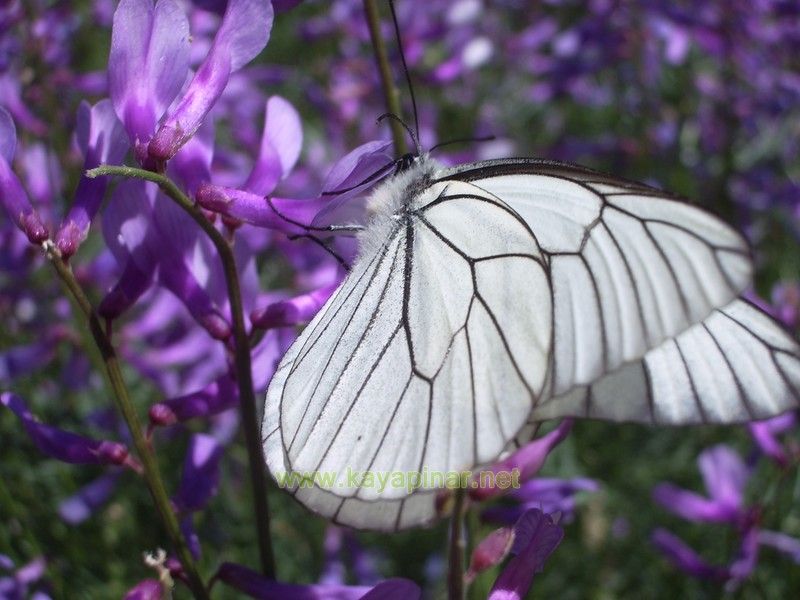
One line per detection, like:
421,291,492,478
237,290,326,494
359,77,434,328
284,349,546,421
87,164,276,578
363,0,408,157
44,243,209,600
448,487,468,600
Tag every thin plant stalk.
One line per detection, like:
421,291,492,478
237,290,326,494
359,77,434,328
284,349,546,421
45,242,209,599
87,165,276,578
448,487,468,600
363,0,408,156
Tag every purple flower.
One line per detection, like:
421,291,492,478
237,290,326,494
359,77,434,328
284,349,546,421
123,579,164,600
212,562,421,599
471,419,573,501
148,375,238,427
482,477,599,525
251,283,337,330
652,445,748,525
748,411,797,467
488,509,564,600
465,526,514,583
58,471,123,524
148,0,273,163
652,444,800,585
1,392,140,471
0,556,50,600
0,107,49,243
108,0,190,162
55,99,128,257
172,433,223,514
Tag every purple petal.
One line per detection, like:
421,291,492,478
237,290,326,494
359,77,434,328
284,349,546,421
749,412,797,466
1,392,138,469
319,526,345,585
471,420,573,501
650,528,728,581
728,526,759,584
251,283,336,329
15,557,46,586
168,117,215,196
172,433,223,513
698,445,748,513
0,105,16,162
56,100,129,257
196,185,326,233
359,579,421,600
243,96,302,195
652,483,739,524
758,530,800,563
123,579,164,600
109,0,190,146
466,527,514,583
0,108,49,243
149,0,273,161
480,477,599,524
157,255,231,340
149,375,238,426
58,471,122,524
0,339,56,382
489,510,563,600
98,257,155,320
214,562,372,599
310,141,394,229
181,516,202,560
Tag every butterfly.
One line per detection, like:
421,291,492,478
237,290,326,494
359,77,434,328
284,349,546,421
261,153,800,532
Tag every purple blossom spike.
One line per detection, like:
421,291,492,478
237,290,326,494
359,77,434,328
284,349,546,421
471,419,573,501
56,99,128,257
0,107,49,243
109,0,190,162
1,392,140,471
148,375,238,427
251,283,336,329
466,526,514,583
488,509,564,600
148,0,273,162
360,579,421,600
243,95,303,196
172,433,223,513
58,471,122,524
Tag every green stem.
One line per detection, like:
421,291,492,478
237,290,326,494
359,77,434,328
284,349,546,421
448,488,468,600
44,243,208,599
363,0,408,156
87,165,276,578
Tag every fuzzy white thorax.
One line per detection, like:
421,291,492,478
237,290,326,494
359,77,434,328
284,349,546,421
356,154,443,259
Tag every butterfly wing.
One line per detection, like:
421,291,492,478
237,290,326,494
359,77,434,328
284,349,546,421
262,178,552,529
440,159,800,423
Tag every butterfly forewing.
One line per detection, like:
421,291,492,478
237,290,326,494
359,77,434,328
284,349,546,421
263,176,551,528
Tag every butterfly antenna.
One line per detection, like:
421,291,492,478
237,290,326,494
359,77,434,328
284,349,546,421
429,135,497,153
377,112,421,156
388,0,420,152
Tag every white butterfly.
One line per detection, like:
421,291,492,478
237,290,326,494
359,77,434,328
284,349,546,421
262,155,800,531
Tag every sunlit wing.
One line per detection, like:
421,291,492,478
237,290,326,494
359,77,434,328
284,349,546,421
533,299,800,423
263,179,551,529
441,159,753,397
